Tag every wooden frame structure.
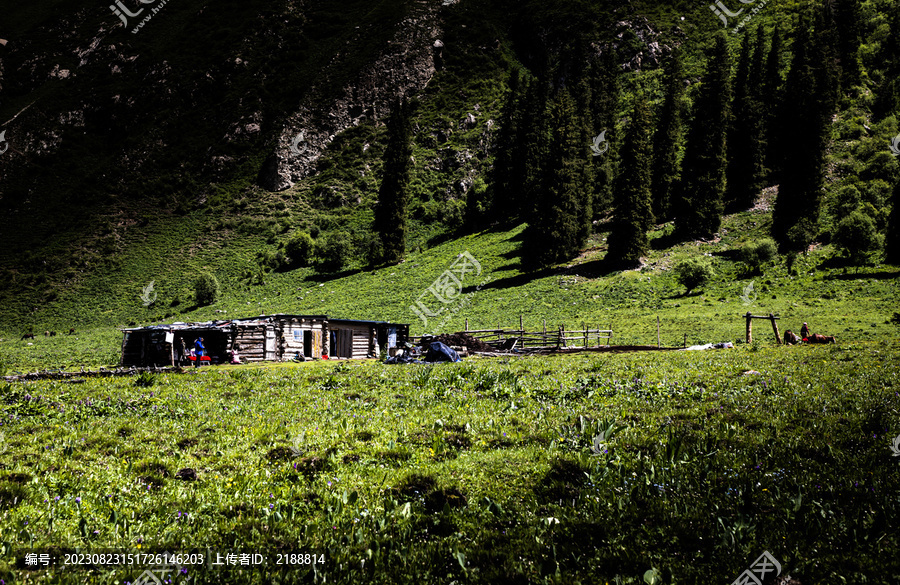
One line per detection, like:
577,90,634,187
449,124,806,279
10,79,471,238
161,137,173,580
744,312,781,344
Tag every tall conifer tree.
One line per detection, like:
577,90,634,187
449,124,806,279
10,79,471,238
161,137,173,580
373,98,412,265
835,0,862,88
726,28,767,211
887,178,900,265
764,24,784,182
772,14,837,249
487,68,527,226
522,76,551,222
522,89,592,268
651,47,686,221
588,51,621,216
608,96,654,268
874,0,900,118
676,34,732,239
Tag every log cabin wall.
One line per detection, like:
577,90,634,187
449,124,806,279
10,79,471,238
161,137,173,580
328,323,374,359
233,325,269,362
280,317,325,359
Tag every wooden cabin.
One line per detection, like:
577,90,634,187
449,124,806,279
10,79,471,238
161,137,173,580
119,314,409,367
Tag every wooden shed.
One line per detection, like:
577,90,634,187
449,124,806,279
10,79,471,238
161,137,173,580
119,314,409,367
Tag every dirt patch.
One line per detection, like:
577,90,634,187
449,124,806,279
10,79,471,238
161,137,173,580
1,473,31,484
266,446,295,462
295,455,330,477
0,482,27,508
535,459,588,502
393,474,468,514
174,468,197,481
177,438,198,450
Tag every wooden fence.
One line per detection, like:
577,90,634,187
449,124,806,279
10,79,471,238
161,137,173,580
414,318,612,351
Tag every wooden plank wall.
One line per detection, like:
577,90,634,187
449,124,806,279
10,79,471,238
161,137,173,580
281,320,324,358
232,326,268,362
329,324,372,359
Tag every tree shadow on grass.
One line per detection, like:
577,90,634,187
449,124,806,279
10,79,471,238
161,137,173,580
649,230,686,251
302,267,364,283
823,270,900,280
474,265,558,291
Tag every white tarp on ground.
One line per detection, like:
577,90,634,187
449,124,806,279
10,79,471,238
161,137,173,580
684,342,734,351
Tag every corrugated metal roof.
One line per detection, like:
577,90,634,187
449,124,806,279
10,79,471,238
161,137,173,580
121,314,408,332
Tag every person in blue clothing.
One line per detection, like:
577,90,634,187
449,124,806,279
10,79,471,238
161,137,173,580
194,337,205,367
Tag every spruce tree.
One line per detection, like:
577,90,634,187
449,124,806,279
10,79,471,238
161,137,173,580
725,29,767,211
373,98,412,265
651,47,686,221
887,178,900,265
874,0,900,118
835,0,862,88
588,51,621,216
521,76,551,222
487,68,527,227
764,24,784,182
607,96,654,268
522,89,592,268
675,34,732,240
771,15,836,249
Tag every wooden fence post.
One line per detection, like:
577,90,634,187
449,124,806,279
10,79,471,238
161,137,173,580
770,313,782,345
465,318,468,332
745,312,753,344
657,316,661,348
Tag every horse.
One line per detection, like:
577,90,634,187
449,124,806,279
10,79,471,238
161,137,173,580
783,330,800,345
21,333,35,340
806,333,836,344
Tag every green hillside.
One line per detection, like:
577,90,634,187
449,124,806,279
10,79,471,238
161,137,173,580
1,0,898,353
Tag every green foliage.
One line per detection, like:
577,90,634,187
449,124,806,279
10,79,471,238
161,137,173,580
887,178,900,264
285,230,315,268
194,272,220,306
785,217,819,253
488,68,526,226
828,184,863,220
318,231,353,273
522,88,592,269
833,210,882,264
773,12,839,246
0,343,898,583
133,371,157,388
607,95,653,268
674,257,714,294
676,34,732,239
588,51,622,216
373,99,413,266
740,238,778,273
725,26,768,212
651,47,686,221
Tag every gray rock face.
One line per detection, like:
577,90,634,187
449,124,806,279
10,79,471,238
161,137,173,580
258,7,443,192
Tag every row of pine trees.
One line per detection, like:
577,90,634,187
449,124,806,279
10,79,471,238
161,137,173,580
373,0,900,270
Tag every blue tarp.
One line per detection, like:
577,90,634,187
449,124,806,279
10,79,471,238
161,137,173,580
425,342,460,363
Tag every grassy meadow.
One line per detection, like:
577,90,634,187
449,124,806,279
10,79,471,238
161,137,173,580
0,342,898,583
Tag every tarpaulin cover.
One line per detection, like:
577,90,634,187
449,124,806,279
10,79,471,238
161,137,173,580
425,342,460,363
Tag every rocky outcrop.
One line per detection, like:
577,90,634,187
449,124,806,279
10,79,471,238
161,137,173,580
257,7,443,192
